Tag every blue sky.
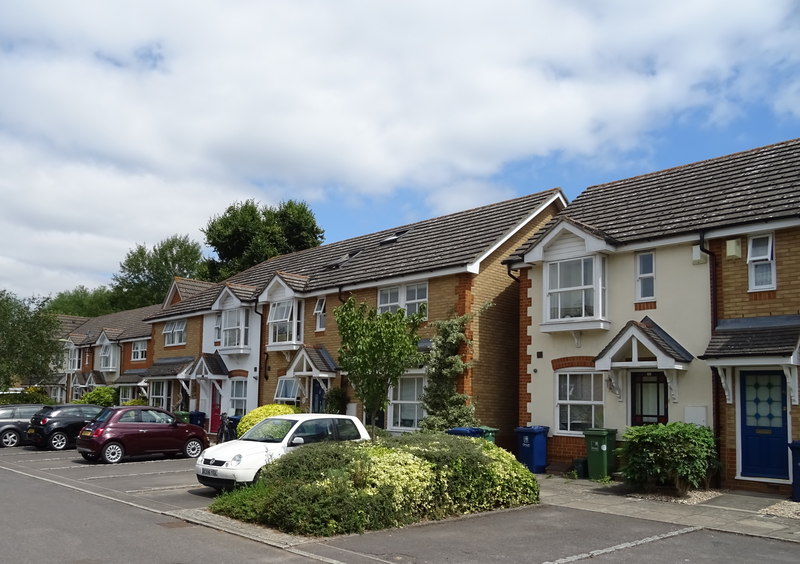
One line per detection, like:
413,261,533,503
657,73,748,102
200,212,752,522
1,1,799,297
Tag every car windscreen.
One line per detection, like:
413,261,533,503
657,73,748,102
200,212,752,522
93,408,116,423
240,418,296,442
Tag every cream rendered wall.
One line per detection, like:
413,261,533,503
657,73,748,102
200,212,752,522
525,242,714,439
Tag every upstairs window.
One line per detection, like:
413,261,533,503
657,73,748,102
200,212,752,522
99,344,116,370
268,300,302,344
131,340,147,361
378,282,428,318
314,297,326,331
747,234,775,291
214,313,222,341
163,320,187,346
222,309,250,348
546,257,606,321
635,251,655,301
68,347,81,371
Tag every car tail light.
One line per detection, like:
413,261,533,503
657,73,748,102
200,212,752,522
39,417,48,425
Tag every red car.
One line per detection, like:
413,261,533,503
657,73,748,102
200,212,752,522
76,406,208,464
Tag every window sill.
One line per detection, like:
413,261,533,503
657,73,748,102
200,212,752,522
266,342,302,353
540,319,610,333
218,346,252,355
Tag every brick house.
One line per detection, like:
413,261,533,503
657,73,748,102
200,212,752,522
506,138,800,494
147,190,565,446
57,305,162,403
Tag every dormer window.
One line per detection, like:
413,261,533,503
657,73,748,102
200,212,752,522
542,255,608,331
222,309,250,348
268,300,303,346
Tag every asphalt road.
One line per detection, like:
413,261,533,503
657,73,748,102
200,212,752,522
1,445,798,563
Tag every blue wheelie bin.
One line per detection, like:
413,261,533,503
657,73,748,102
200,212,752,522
514,426,550,473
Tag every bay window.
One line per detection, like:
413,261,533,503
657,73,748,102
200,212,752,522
99,344,116,370
222,308,250,348
268,300,303,345
545,256,606,322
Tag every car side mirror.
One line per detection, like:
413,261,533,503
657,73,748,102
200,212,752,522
290,436,305,446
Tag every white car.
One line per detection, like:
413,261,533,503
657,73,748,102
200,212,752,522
195,413,370,490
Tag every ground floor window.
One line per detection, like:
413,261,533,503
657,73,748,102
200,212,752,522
631,372,668,425
275,376,300,405
118,386,135,404
230,379,247,416
556,372,604,433
149,380,171,409
388,373,426,430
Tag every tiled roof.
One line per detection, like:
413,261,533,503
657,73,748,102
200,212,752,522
508,138,800,262
595,316,693,364
701,315,800,358
149,189,563,320
174,277,217,300
142,357,196,378
67,304,163,346
305,346,338,372
199,352,229,376
57,315,90,338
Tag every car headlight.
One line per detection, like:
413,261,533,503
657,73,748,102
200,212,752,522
228,454,242,467
198,450,206,460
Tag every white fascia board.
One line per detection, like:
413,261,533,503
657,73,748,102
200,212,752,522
523,221,614,263
468,191,567,273
260,276,296,304
144,313,196,325
335,266,469,293
702,217,800,239
704,357,793,367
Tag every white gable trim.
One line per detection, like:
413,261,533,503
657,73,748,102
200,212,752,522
211,286,244,310
260,275,297,303
467,191,567,273
524,221,614,264
595,325,690,372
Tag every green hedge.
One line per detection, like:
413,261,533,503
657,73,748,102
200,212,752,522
210,432,539,536
236,403,303,437
616,422,717,495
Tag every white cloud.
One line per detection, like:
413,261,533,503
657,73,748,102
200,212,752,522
0,0,798,296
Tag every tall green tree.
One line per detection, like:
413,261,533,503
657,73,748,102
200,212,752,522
419,308,489,432
46,285,115,317
202,199,324,281
110,234,204,310
334,297,424,437
0,291,63,390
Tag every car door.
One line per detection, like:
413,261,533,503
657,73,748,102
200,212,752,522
138,409,181,453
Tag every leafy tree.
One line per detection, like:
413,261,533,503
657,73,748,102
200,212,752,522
46,285,115,317
202,199,324,281
420,308,488,432
110,234,204,310
0,291,63,390
334,297,425,438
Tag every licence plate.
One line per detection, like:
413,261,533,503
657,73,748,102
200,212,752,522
81,430,91,436
27,428,35,434
201,468,218,477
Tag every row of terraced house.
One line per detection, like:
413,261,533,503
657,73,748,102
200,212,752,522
51,138,800,496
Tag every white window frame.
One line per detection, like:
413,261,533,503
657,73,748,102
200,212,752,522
268,300,302,345
222,308,250,348
388,372,426,431
99,344,116,370
555,372,604,435
545,256,606,322
68,347,81,371
313,297,326,331
163,320,187,346
274,376,300,404
118,386,135,404
378,282,428,318
149,380,170,409
635,251,655,301
214,313,222,342
131,340,147,361
747,233,776,291
230,379,248,416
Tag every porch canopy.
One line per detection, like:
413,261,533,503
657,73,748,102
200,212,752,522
594,316,694,402
700,315,800,405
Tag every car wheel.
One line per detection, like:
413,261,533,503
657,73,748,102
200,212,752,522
1,429,20,448
80,452,98,462
49,431,69,451
183,438,203,458
101,442,124,464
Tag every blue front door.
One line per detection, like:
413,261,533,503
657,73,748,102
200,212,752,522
740,370,789,479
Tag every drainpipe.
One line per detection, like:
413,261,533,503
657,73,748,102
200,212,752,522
698,231,722,488
506,262,520,283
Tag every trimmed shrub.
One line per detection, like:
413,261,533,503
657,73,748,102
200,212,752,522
236,403,302,437
210,432,539,536
121,397,148,406
0,387,53,405
73,386,118,407
616,422,717,495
